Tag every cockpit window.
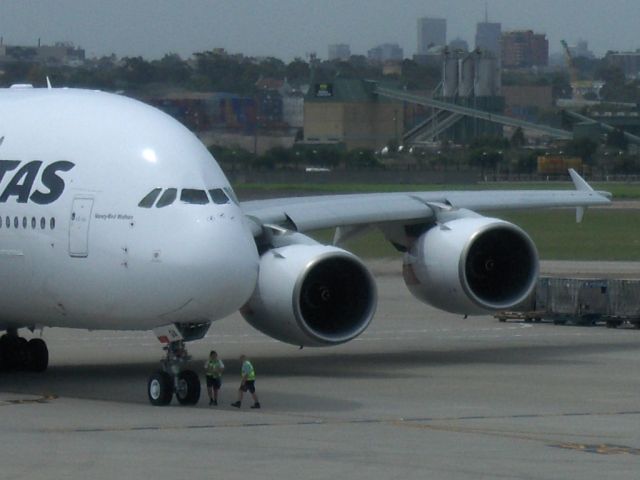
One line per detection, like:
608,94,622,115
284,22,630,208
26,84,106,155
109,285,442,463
156,188,177,208
223,187,239,205
138,188,162,208
181,189,209,205
209,188,230,205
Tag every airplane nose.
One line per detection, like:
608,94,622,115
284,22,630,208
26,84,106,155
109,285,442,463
201,214,259,317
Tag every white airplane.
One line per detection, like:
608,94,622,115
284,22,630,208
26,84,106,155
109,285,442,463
0,86,611,405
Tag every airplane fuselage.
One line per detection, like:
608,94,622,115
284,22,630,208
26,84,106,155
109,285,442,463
0,87,260,331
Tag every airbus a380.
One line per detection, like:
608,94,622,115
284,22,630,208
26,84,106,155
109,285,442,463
0,85,611,405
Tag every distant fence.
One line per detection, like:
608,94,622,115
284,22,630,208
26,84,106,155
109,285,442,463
228,170,640,186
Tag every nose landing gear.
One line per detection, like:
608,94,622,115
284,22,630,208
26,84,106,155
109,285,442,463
147,340,201,406
147,322,210,406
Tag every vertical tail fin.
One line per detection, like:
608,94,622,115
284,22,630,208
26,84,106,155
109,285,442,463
569,169,592,223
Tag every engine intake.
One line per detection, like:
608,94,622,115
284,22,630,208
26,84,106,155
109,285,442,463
241,244,377,346
404,217,538,314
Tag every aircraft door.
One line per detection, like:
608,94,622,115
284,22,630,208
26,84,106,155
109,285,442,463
69,196,94,258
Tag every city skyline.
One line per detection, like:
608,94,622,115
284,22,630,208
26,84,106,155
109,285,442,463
0,0,637,60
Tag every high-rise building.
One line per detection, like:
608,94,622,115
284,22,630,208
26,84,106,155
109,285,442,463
417,17,446,54
501,30,548,68
367,43,403,63
475,21,501,58
328,44,351,61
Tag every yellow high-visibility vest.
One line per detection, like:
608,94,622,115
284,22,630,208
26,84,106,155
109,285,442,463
242,360,256,381
206,359,223,378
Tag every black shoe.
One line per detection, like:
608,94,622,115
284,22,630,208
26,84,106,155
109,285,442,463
209,399,214,406
213,400,218,406
250,402,261,409
231,401,241,408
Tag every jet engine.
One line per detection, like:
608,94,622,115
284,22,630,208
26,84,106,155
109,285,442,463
403,216,538,315
240,244,377,347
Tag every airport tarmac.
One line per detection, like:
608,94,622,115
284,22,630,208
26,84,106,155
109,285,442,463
2,260,640,479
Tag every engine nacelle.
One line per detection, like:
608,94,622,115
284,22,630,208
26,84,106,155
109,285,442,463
240,244,377,347
403,217,538,315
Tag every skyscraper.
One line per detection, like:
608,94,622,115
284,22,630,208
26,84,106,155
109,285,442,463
476,21,501,58
417,17,446,54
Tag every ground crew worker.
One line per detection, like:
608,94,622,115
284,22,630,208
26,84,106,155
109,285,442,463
231,354,260,409
204,350,224,406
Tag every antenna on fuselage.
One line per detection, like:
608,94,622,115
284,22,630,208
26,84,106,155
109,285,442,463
46,76,52,89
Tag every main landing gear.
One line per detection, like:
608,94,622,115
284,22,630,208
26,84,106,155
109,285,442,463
0,328,49,372
147,322,210,406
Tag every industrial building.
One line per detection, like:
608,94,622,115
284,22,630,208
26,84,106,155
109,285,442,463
0,40,85,66
413,45,446,67
147,78,304,136
401,49,504,144
502,85,553,122
303,78,404,151
449,38,469,53
303,48,572,151
604,50,640,78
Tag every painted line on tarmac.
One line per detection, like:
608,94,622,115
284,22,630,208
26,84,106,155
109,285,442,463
395,422,640,456
0,394,58,406
551,443,640,456
50,408,640,442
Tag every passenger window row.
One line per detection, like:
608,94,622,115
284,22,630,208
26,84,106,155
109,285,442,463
0,215,56,230
138,187,236,208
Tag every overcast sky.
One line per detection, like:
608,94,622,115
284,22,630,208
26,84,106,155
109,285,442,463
0,0,636,60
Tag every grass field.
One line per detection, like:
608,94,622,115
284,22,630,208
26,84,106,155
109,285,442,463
307,209,640,261
236,181,640,199
237,181,640,261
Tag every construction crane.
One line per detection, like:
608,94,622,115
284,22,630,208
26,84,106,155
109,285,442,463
561,40,582,101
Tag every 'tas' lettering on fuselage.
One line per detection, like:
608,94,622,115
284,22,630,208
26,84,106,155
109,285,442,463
0,160,75,205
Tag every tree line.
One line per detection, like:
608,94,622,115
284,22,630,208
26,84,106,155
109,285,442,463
0,51,441,94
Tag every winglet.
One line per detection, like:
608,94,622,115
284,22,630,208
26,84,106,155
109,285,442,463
569,169,594,192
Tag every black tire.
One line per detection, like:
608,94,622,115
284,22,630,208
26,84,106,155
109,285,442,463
26,339,49,372
0,334,26,370
0,334,13,369
175,370,200,405
148,371,173,406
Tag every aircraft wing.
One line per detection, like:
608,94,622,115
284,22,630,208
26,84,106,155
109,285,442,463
241,170,611,232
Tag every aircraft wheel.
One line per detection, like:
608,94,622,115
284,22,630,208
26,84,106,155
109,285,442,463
27,339,49,372
0,334,25,370
175,370,201,405
148,371,173,406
